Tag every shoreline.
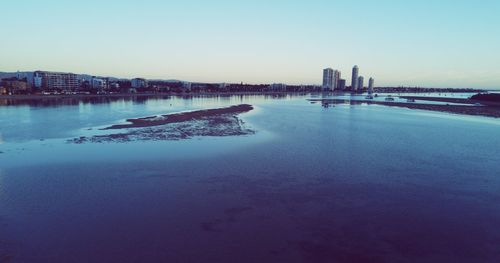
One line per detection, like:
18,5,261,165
399,96,474,104
310,98,500,118
0,91,482,101
400,96,500,107
1,92,302,100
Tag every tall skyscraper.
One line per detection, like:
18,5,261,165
338,79,346,90
322,68,334,91
357,76,364,92
333,70,341,91
368,77,374,94
351,65,359,92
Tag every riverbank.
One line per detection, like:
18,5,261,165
0,92,303,100
400,95,500,107
399,96,474,104
0,91,484,101
310,98,500,118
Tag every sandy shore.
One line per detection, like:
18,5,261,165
399,96,474,104
311,99,500,118
401,96,500,107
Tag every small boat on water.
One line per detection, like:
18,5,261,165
365,95,374,99
406,98,416,103
385,95,395,101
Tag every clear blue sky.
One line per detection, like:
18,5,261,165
1,0,499,88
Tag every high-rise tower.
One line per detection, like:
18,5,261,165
351,65,359,92
322,68,334,91
368,78,374,94
333,70,341,91
357,76,364,92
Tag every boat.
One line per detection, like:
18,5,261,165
385,96,395,101
365,95,374,99
406,98,416,103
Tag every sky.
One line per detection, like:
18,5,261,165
1,0,499,88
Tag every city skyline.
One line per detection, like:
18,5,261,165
1,0,500,89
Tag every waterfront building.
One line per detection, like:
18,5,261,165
131,78,148,89
368,78,375,94
357,76,364,92
0,77,31,94
91,77,107,91
183,82,192,92
322,68,334,91
323,68,341,91
351,65,359,91
34,75,42,89
339,79,346,90
219,83,227,90
270,83,287,91
333,70,341,91
33,71,79,91
15,71,35,87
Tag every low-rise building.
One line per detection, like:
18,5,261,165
270,83,287,91
183,82,192,92
0,86,7,95
91,77,107,91
0,77,31,94
131,78,148,89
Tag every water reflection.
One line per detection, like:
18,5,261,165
0,93,304,108
0,94,314,143
0,94,500,262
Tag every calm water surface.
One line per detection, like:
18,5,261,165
1,94,500,263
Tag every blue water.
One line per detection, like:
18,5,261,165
1,94,500,262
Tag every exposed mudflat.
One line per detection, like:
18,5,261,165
69,104,255,143
104,104,254,129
